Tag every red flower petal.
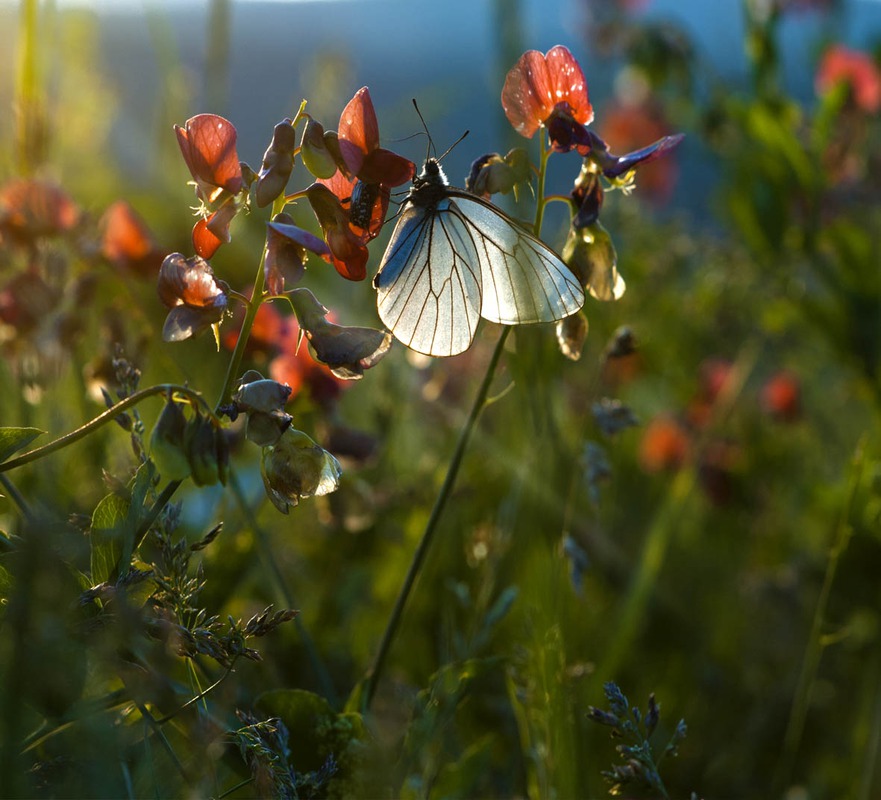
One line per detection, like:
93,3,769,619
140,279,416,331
502,45,593,138
338,87,379,175
192,216,225,260
359,148,416,187
174,114,244,203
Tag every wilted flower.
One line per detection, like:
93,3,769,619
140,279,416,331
599,102,682,201
256,119,298,208
562,221,625,302
815,44,881,114
502,45,594,153
0,178,79,245
289,288,392,379
232,370,293,446
158,253,229,342
465,149,531,198
100,200,164,277
261,427,342,514
264,213,330,295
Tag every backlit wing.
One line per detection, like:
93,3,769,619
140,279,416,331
374,193,585,358
375,199,481,357
445,191,585,326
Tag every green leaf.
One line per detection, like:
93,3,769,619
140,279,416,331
90,491,129,585
89,462,156,585
0,427,45,463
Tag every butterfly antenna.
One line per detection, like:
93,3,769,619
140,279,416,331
412,99,435,161
438,130,469,162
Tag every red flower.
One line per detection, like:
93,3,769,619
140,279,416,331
306,183,369,281
321,87,415,243
761,371,801,422
337,87,415,188
688,358,734,428
0,178,79,245
502,45,594,151
174,114,245,258
100,200,163,277
223,300,292,358
174,114,244,205
816,45,881,113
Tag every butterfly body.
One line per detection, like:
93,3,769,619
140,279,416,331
374,158,584,357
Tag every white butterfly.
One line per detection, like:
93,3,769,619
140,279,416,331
373,158,585,357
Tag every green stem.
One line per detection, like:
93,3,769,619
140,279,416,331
15,0,41,174
214,193,289,409
774,435,867,792
0,385,213,474
361,325,511,712
360,126,555,713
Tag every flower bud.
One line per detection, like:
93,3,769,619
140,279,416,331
261,428,342,514
149,397,191,481
185,411,227,487
562,221,625,302
256,119,298,208
300,118,339,180
555,310,589,361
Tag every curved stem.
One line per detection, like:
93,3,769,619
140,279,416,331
361,326,511,712
0,385,213,474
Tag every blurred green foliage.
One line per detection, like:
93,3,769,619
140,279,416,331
1,1,880,798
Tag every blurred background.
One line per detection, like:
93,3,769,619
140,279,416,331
2,1,881,798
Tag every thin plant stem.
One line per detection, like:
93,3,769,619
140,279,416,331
361,124,556,713
774,435,868,792
0,384,214,474
361,325,511,712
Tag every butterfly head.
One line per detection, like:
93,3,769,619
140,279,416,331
414,158,448,188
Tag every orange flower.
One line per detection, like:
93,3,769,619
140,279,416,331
100,200,163,277
639,416,690,473
816,45,881,113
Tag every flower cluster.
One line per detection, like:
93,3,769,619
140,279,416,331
639,358,802,504
494,45,683,359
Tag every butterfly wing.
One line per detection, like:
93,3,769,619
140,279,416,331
375,198,482,357
445,191,585,326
